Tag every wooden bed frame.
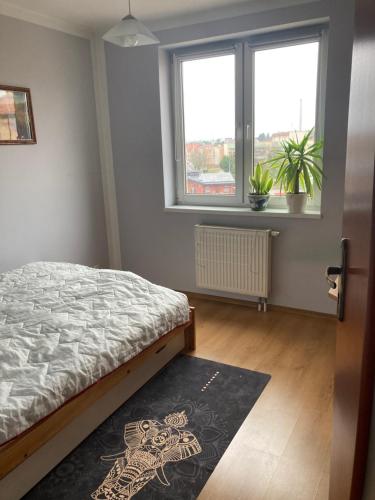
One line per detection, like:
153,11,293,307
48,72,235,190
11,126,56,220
0,307,196,499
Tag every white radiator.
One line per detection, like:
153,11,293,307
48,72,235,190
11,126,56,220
195,225,277,305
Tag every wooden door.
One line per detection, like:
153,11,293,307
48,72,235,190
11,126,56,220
329,0,375,498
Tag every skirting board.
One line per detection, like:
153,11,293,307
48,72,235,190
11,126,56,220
183,291,336,320
0,331,185,500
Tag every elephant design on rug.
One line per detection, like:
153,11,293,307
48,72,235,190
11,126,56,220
91,411,202,499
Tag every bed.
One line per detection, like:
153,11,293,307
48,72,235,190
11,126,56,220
0,262,195,499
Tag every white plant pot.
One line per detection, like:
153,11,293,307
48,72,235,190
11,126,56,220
286,193,308,214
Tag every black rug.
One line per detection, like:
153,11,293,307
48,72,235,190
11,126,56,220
24,355,270,500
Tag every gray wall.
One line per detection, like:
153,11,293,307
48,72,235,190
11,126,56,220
0,15,108,272
105,0,354,313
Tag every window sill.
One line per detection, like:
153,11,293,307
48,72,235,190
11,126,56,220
164,205,322,219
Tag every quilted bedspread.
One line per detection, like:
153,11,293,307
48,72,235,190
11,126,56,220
0,262,190,445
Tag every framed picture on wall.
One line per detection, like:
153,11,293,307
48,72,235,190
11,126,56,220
0,85,36,145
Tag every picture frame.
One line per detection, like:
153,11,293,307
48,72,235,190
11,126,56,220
0,85,36,145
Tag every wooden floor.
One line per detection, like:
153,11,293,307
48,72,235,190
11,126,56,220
189,297,336,500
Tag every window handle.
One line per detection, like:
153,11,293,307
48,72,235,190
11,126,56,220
246,123,252,140
175,137,181,163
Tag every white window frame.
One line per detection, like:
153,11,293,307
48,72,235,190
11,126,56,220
171,26,328,209
173,42,244,206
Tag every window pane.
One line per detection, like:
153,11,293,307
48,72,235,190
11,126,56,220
253,42,319,195
182,54,236,196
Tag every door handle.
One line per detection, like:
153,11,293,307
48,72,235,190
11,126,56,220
326,266,343,289
326,238,348,321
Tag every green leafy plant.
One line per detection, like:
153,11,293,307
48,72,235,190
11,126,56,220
249,162,274,195
266,129,324,196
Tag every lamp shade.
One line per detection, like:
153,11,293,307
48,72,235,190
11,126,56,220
103,14,160,47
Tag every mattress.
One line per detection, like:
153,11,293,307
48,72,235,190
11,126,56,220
0,262,190,446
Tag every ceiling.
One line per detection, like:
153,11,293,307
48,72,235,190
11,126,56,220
0,0,314,34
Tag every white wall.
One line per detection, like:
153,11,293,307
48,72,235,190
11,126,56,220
0,15,108,271
105,0,354,313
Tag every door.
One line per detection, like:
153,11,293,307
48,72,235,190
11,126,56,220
329,0,375,498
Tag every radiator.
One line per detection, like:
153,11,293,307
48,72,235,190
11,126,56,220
195,225,277,307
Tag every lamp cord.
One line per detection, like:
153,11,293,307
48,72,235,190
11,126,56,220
128,0,131,15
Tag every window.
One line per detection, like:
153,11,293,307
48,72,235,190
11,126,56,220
183,54,236,196
174,45,243,206
172,27,327,209
252,42,320,198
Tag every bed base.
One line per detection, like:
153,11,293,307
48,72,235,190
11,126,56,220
0,307,195,500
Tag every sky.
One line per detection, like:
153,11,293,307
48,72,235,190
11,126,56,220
182,41,319,142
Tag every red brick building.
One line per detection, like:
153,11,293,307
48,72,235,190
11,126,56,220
186,172,235,195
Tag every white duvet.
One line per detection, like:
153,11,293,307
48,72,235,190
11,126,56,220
0,262,190,445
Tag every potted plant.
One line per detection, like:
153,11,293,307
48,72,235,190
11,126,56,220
248,162,274,211
266,130,324,214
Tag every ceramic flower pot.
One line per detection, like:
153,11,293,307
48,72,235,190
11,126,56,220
248,193,270,211
286,193,308,214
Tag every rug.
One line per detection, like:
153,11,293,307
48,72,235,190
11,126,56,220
24,355,270,500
